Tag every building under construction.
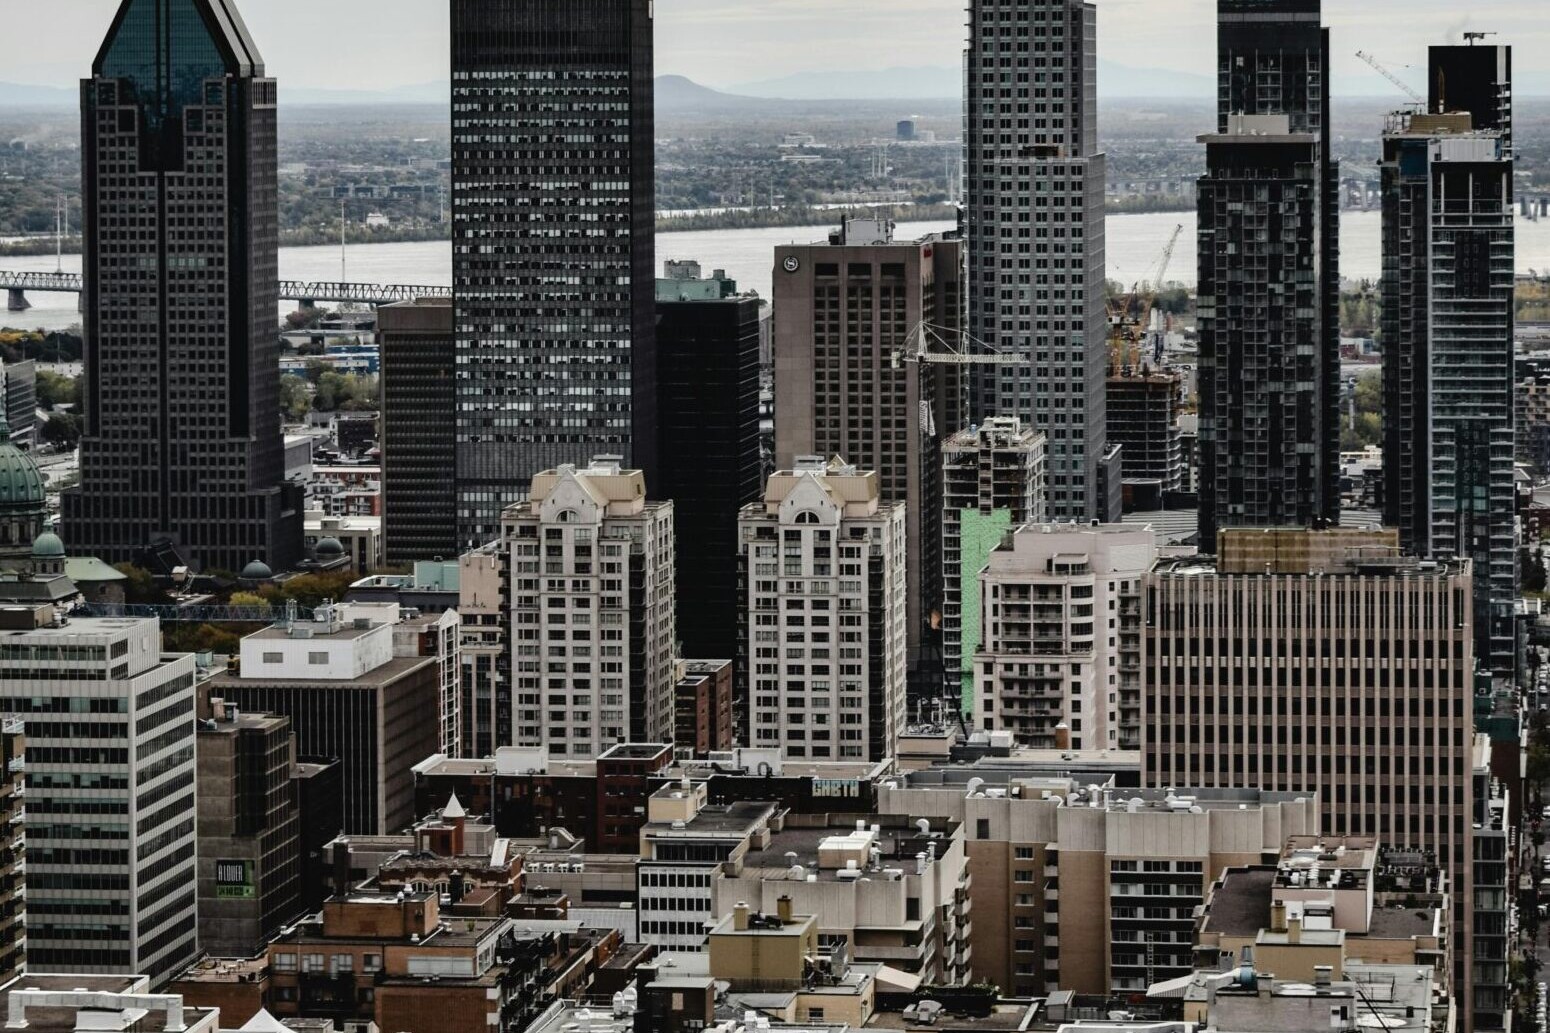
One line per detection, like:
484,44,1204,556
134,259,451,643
1106,368,1185,510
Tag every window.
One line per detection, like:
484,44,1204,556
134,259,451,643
331,954,354,975
302,953,325,973
308,652,328,666
362,953,382,973
976,818,991,840
272,953,297,972
262,652,283,664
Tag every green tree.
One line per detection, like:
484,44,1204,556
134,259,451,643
114,563,167,605
279,374,311,421
35,370,81,411
259,570,357,609
230,591,271,610
40,411,82,449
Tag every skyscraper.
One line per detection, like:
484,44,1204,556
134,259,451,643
64,0,302,574
1196,0,1340,552
379,297,457,566
773,218,962,693
450,0,656,547
964,0,1118,523
1382,44,1517,676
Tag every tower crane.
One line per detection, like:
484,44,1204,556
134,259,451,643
893,321,1026,439
1108,222,1183,371
1355,51,1425,109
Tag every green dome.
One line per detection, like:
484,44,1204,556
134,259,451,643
240,560,274,580
315,537,345,557
0,415,45,515
31,531,65,559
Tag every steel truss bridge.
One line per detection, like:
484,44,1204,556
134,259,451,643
2,269,449,309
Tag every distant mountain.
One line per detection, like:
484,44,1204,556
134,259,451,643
732,66,959,101
655,75,758,113
285,81,449,106
0,82,75,108
1097,60,1213,100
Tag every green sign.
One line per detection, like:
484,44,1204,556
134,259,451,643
215,859,255,899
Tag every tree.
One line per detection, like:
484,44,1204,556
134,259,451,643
114,563,167,605
35,370,81,412
230,591,271,610
259,570,357,609
284,307,327,331
40,411,82,449
279,374,311,421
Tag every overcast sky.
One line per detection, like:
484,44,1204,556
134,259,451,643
4,0,1546,94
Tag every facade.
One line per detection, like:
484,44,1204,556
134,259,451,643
210,606,441,835
1143,527,1476,1023
3,361,35,451
1106,369,1185,502
876,774,1318,997
338,600,464,759
195,702,303,959
1471,737,1511,1031
674,659,734,757
1196,1,1340,553
1381,49,1517,676
0,977,221,1033
975,523,1154,748
964,0,1116,523
457,542,508,758
941,417,1047,714
378,297,457,565
65,0,302,573
655,292,763,663
1,615,198,983
450,0,656,543
0,723,21,983
773,218,964,687
497,457,677,753
737,457,908,762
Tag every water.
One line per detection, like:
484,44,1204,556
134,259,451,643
9,210,1550,333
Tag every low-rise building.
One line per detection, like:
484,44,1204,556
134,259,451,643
0,975,220,1033
0,721,21,984
674,659,734,757
710,897,879,1027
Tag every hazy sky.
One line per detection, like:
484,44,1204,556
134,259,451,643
4,0,1547,94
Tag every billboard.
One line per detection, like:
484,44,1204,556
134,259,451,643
215,858,255,899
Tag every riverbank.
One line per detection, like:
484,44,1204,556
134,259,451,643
656,203,959,234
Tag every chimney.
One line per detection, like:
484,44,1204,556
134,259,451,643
1270,900,1287,932
777,895,793,923
1288,915,1302,944
733,901,750,931
1314,965,1333,988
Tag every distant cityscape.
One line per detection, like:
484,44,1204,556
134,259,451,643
0,3,1544,1033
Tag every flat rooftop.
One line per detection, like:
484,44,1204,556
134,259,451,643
0,975,215,1033
211,655,434,687
1203,867,1276,937
171,956,270,983
741,820,956,880
643,801,774,837
246,622,381,642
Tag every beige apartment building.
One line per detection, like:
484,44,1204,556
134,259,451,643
737,457,908,761
774,217,964,680
975,523,1155,749
875,772,1318,997
459,456,676,754
1143,526,1476,1024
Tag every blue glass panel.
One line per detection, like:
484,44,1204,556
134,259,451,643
100,0,228,127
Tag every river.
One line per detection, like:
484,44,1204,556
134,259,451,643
9,210,1550,333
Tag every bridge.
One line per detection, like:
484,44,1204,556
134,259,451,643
2,269,450,311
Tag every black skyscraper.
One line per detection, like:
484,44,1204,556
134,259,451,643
450,0,656,547
379,297,457,566
64,0,302,573
655,295,763,663
1196,0,1340,552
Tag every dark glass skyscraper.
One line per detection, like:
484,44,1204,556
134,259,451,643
964,0,1118,523
450,0,656,547
64,0,302,574
1382,45,1517,679
1196,0,1340,552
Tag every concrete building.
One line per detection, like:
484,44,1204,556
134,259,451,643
302,510,381,574
0,722,21,983
710,812,973,986
1176,963,1450,1033
941,417,1047,713
1193,837,1451,989
1471,737,1511,1031
1106,369,1185,509
457,539,508,758
64,0,302,572
450,0,656,542
1143,527,1477,1025
975,524,1155,748
737,457,907,762
674,659,734,757
499,456,677,752
1381,50,1518,676
1196,1,1341,553
656,283,763,666
875,773,1318,997
636,779,779,951
774,218,964,691
709,899,881,1027
0,976,221,1033
337,600,463,759
195,700,303,959
0,614,198,983
210,604,441,835
2,361,35,451
378,297,457,565
965,0,1118,524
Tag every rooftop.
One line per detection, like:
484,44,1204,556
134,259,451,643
212,654,433,688
740,818,957,880
643,800,775,838
1203,867,1277,937
171,956,270,983
0,975,215,1033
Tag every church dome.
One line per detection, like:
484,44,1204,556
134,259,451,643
31,530,65,559
315,537,345,558
0,415,46,516
240,559,274,580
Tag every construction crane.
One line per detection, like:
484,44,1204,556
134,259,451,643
1356,51,1425,109
1108,222,1183,371
894,321,1025,440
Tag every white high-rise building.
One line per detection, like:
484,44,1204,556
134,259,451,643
974,524,1153,748
0,613,198,984
498,456,676,754
737,457,907,761
965,0,1119,522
